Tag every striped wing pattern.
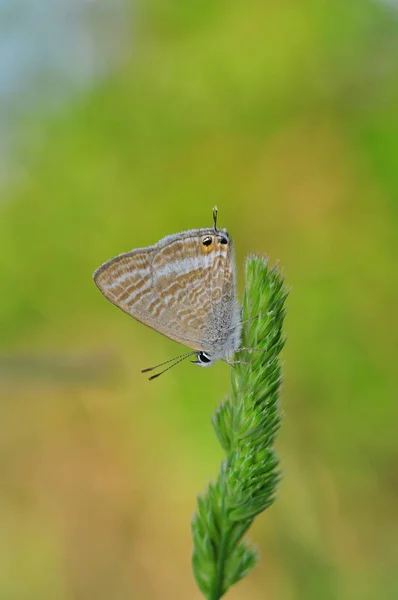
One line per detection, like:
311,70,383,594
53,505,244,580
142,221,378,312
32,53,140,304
93,228,235,352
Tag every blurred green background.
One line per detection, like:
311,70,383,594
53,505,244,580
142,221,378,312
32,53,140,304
1,1,397,599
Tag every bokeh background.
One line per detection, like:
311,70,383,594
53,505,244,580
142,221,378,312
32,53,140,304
1,1,397,599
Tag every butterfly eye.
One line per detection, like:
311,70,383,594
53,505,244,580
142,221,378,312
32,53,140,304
202,236,213,246
198,352,212,364
219,236,228,245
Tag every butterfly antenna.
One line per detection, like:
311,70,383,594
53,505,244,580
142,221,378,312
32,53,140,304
212,205,218,233
141,351,196,380
145,353,196,381
141,351,195,373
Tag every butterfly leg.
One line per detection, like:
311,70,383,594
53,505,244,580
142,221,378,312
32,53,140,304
227,313,270,333
236,347,263,353
223,358,252,367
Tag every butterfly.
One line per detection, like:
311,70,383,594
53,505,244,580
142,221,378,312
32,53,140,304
93,207,242,379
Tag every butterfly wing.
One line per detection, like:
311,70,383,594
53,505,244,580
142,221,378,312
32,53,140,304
93,228,237,354
93,232,206,350
151,228,238,352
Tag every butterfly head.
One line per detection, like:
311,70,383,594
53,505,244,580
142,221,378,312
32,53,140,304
192,351,216,367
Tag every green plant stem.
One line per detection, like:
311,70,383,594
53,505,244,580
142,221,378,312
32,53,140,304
192,256,288,599
209,469,228,600
210,385,242,600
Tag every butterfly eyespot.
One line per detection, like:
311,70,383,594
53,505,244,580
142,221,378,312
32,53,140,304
202,236,213,246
